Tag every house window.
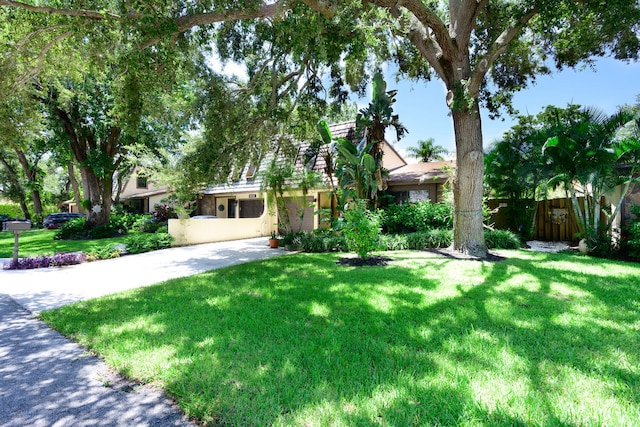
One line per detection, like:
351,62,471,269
409,190,430,202
136,176,148,189
239,199,264,218
246,164,258,182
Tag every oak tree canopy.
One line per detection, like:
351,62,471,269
1,0,638,256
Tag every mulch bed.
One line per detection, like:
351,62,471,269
336,255,393,267
337,249,506,267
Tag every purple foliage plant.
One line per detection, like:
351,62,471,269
3,252,86,270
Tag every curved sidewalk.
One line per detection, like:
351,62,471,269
0,238,287,427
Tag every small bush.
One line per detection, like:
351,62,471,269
380,201,453,234
125,232,174,254
405,229,453,249
3,252,86,270
54,218,89,240
342,201,382,259
300,233,348,253
484,229,522,249
378,234,409,251
0,203,23,219
137,217,164,233
87,223,127,239
621,205,640,261
110,213,148,232
153,204,178,222
84,245,123,261
55,216,132,240
280,232,306,249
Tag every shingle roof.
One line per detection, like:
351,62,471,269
202,121,440,195
388,161,454,185
204,121,360,195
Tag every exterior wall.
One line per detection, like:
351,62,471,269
381,143,407,170
149,194,166,212
285,197,315,233
120,170,165,199
169,194,273,246
619,182,640,226
169,211,275,246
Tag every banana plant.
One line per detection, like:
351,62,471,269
335,137,377,204
355,72,407,207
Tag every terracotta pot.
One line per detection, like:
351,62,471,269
268,238,279,249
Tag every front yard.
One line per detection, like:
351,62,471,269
0,229,129,258
40,250,640,426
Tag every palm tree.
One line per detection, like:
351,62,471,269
407,138,448,162
543,106,640,248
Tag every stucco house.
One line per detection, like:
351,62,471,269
169,121,453,246
119,168,169,214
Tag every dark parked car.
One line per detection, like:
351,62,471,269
1,214,15,229
43,213,83,229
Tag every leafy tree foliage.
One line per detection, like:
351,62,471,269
2,0,639,256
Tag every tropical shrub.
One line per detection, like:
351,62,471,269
110,213,148,232
484,229,522,249
54,217,88,240
623,205,640,261
84,245,123,261
153,204,178,222
55,217,128,240
380,201,453,233
124,232,174,254
341,200,381,259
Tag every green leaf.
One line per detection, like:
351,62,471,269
337,144,358,166
372,72,386,101
542,136,560,154
317,120,332,145
362,153,376,173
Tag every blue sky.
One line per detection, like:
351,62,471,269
367,57,640,160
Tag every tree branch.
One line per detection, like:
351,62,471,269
372,0,456,59
467,7,538,96
141,1,292,49
450,0,489,51
0,0,119,19
18,30,73,86
388,6,449,84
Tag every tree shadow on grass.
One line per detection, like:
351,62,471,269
41,251,640,426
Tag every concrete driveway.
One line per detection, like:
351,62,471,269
0,238,287,426
1,237,286,313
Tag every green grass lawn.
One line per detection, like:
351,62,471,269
0,229,129,258
40,250,640,426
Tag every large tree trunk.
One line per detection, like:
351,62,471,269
451,103,487,257
14,149,43,215
81,166,109,226
67,161,84,214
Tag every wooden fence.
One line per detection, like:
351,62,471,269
532,198,583,242
489,197,595,242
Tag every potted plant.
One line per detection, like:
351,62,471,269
268,231,280,248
